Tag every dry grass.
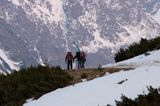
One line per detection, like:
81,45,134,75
67,68,132,85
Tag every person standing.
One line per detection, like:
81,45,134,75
74,51,86,69
65,52,74,70
74,52,81,69
80,51,86,68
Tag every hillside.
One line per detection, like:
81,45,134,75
24,50,160,106
104,49,160,68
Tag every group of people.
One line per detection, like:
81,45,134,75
65,51,86,70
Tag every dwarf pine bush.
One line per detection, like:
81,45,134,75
116,86,160,106
0,65,72,106
115,37,160,62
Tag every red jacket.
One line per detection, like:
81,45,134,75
65,52,73,62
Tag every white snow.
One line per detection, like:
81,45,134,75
62,0,69,51
25,98,34,103
104,50,160,68
0,69,7,75
23,0,64,24
8,0,160,54
33,45,45,66
115,17,159,48
10,0,20,6
24,49,160,106
152,8,160,24
9,0,64,25
79,5,159,54
0,48,20,73
79,6,115,53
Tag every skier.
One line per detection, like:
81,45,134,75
65,52,74,70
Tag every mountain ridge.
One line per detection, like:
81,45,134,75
0,0,160,73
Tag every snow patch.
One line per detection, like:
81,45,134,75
19,0,64,25
10,0,20,6
152,8,160,24
33,46,45,66
0,69,7,75
0,48,20,72
25,98,34,103
81,79,87,82
79,6,115,53
78,5,159,54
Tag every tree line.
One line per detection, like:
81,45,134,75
114,37,160,62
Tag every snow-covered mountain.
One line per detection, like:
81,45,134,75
23,49,160,106
0,0,160,73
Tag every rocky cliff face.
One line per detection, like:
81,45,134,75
0,0,160,73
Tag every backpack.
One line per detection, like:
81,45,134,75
80,52,86,61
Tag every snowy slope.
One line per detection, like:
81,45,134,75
24,50,160,106
104,50,160,68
